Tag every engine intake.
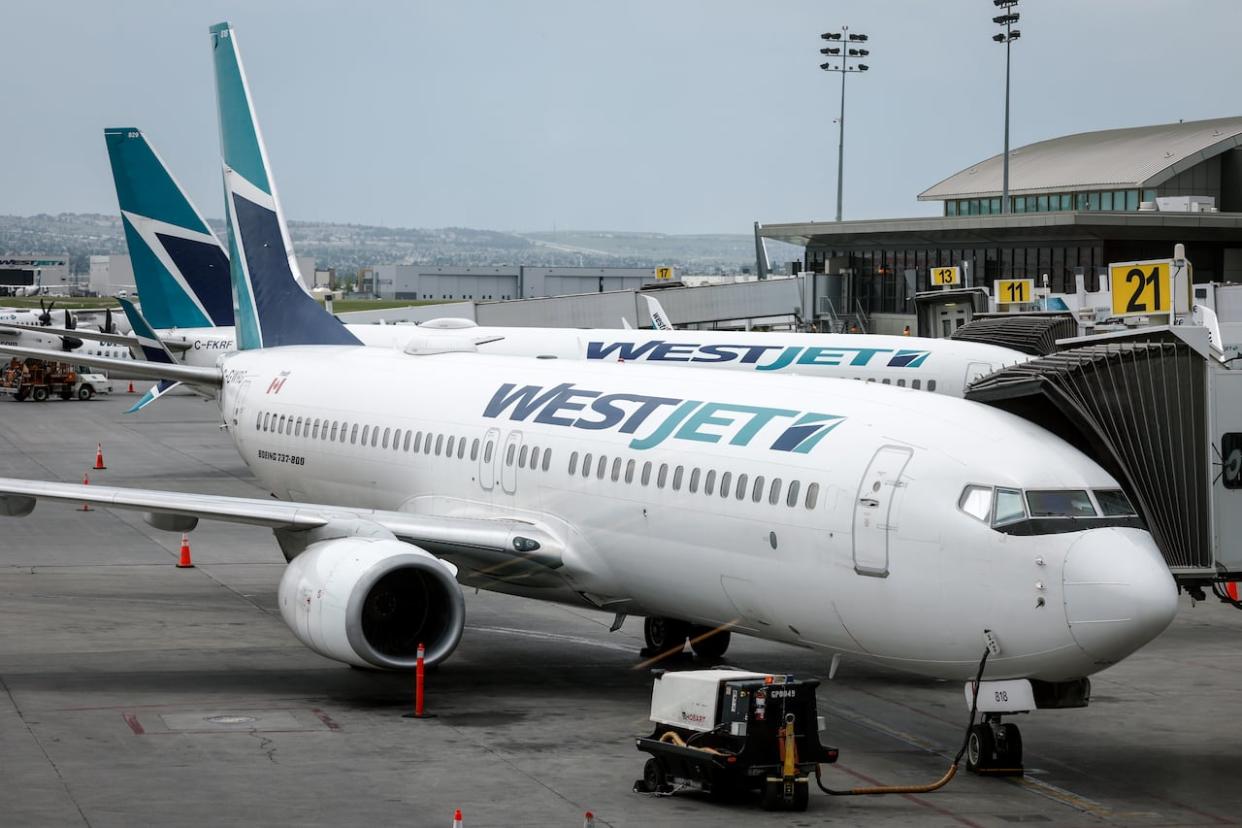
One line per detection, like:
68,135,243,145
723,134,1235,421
278,537,464,669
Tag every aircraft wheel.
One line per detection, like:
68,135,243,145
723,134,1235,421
689,626,731,659
997,723,1023,767
643,617,690,653
966,723,996,773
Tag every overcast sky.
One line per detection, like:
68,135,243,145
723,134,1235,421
3,0,1240,234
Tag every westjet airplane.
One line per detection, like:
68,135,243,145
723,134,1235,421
26,71,1031,397
0,21,1177,775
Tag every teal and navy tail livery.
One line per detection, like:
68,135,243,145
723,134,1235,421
117,298,182,412
104,128,233,330
210,22,358,350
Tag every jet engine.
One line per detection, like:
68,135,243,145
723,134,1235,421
278,537,465,669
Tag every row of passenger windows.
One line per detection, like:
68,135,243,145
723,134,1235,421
855,376,936,391
255,409,554,472
566,450,821,509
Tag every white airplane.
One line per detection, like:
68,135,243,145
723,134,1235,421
0,20,1177,775
0,303,136,365
43,116,1029,399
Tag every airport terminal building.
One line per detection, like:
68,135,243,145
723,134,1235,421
760,116,1242,330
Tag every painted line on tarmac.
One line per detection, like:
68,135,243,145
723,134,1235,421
467,624,636,653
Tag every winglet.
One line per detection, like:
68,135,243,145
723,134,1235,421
209,22,359,350
103,128,233,328
117,297,185,413
642,294,675,331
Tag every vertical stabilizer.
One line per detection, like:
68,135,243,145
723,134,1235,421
209,22,358,349
104,128,233,329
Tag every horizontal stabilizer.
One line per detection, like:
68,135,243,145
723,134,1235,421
0,344,221,387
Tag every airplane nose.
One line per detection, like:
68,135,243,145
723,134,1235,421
1062,528,1178,665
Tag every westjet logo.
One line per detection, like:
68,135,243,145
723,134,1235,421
585,340,930,371
483,382,844,454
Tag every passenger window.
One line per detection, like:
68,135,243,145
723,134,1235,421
405,430,413,451
262,412,270,430
705,470,717,496
278,415,286,434
330,421,339,441
611,457,622,482
1026,489,1096,517
361,425,370,445
542,450,551,472
1095,489,1136,516
582,452,592,477
928,380,937,392
470,438,478,460
568,452,578,475
689,468,700,493
896,379,906,388
457,438,466,459
641,462,652,486
507,443,517,465
383,427,391,449
350,423,359,444
881,378,891,385
313,419,321,439
752,475,765,503
412,432,422,452
912,379,921,390
447,435,456,456
625,459,636,483
805,482,819,509
530,446,540,469
672,466,684,491
256,412,263,430
736,473,748,500
657,464,668,488
993,488,1026,524
769,478,782,505
297,417,305,437
958,485,993,522
484,441,495,464
435,435,444,455
720,471,732,497
371,427,379,448
518,445,528,467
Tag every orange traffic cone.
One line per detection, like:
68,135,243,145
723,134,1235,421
584,812,595,828
93,443,106,470
127,381,135,394
451,809,463,828
176,533,194,568
80,473,93,511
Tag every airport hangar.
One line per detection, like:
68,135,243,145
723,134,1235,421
759,116,1242,336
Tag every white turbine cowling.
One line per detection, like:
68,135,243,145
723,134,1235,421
278,537,465,669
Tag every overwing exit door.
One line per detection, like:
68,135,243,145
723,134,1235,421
853,446,912,577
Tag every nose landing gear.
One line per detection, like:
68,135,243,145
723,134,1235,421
965,716,1023,776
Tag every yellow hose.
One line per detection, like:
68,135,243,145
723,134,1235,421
816,761,959,796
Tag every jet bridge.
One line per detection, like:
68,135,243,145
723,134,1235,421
966,325,1242,584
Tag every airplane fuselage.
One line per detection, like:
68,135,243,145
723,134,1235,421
220,345,1175,681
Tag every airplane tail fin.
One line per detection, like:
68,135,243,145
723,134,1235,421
641,294,675,331
104,128,233,329
209,22,358,350
117,298,183,413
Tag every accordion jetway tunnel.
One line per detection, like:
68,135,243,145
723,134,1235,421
966,324,1242,591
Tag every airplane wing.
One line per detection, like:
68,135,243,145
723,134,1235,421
0,477,564,575
0,321,140,347
0,344,221,387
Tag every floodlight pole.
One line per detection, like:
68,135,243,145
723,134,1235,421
836,64,847,223
1002,27,1012,213
819,26,870,223
993,1,1020,214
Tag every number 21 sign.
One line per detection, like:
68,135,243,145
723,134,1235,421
1109,259,1174,318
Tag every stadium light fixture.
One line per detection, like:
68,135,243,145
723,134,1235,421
992,0,1020,214
818,26,872,222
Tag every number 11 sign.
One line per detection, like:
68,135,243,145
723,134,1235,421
995,278,1034,305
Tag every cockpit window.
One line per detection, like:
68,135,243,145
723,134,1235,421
993,488,1026,525
1026,490,1096,518
1094,489,1137,517
958,485,993,522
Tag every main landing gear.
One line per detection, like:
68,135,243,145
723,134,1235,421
642,617,732,660
965,715,1023,776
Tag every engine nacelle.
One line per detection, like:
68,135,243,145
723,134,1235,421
278,537,464,669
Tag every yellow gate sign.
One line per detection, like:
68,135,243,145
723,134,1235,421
995,278,1034,305
930,266,960,286
654,266,674,281
1110,259,1172,317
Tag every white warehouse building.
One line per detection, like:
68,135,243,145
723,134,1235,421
362,265,660,301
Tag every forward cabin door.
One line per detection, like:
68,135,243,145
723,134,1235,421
852,446,912,577
479,428,500,491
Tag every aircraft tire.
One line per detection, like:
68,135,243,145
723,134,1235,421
643,617,690,652
689,626,731,659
